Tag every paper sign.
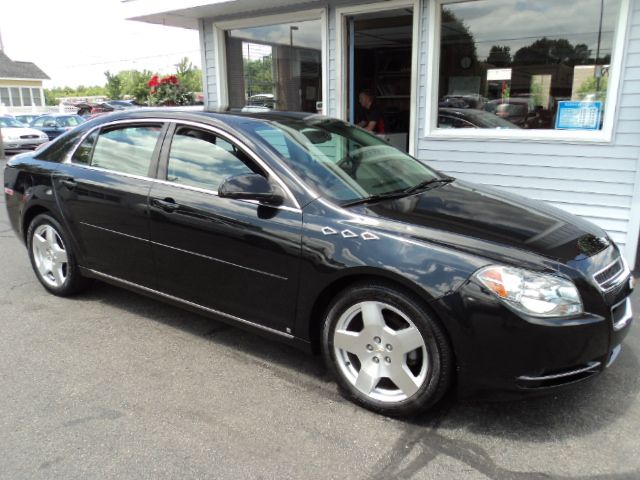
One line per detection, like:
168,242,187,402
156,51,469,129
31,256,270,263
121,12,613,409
555,101,603,130
487,69,512,81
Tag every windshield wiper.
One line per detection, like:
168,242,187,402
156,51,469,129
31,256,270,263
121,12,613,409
341,190,412,208
341,176,455,208
402,176,455,195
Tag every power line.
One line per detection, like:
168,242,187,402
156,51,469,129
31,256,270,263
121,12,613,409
60,49,201,69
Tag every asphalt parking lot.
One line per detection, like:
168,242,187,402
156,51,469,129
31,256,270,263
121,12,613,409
1,153,639,479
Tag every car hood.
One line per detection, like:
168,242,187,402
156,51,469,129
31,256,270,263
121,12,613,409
3,127,47,137
354,180,610,264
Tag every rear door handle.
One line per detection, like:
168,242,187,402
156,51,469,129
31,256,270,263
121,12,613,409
151,198,180,212
59,177,77,189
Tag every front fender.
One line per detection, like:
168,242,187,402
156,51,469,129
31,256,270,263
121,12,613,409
294,201,488,342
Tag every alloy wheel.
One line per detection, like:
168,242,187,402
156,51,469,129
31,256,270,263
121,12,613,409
31,224,68,288
333,301,429,403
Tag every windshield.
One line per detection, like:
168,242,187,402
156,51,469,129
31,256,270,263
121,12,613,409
0,117,24,128
243,117,444,205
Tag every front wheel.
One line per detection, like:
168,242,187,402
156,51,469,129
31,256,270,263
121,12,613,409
322,282,453,416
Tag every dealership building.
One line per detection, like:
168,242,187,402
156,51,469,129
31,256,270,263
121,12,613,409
124,0,640,267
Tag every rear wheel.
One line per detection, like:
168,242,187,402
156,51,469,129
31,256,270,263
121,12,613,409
27,214,90,296
322,282,453,416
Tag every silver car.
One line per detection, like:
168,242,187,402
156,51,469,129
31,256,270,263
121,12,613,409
0,116,49,151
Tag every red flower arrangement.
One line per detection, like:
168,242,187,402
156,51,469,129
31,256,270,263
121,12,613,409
147,74,193,106
147,75,159,88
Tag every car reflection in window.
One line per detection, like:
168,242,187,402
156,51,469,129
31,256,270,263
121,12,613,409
167,128,255,192
91,126,161,177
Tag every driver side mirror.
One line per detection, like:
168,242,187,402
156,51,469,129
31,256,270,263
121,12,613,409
218,173,284,206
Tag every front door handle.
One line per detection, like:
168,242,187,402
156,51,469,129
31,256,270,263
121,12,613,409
151,198,180,212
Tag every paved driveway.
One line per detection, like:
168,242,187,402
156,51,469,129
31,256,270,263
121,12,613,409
1,157,639,479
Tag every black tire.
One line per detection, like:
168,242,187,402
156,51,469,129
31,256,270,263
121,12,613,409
26,213,91,296
321,281,453,416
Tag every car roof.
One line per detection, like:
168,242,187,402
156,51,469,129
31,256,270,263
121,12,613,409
439,107,489,118
84,109,324,130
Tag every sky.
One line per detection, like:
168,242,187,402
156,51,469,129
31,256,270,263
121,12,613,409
0,0,200,88
447,0,620,60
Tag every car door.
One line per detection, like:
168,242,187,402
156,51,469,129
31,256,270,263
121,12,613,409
53,121,167,287
31,116,51,139
148,123,303,334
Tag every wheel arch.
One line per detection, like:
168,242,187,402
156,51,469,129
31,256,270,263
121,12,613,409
22,204,54,242
305,269,455,358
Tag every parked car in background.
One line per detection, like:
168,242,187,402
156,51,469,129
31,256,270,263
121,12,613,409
484,98,530,127
484,97,554,129
3,110,633,416
439,94,488,110
103,100,138,110
438,108,519,129
14,114,42,126
0,116,49,151
29,114,85,140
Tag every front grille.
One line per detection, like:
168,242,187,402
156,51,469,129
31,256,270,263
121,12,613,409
20,134,39,139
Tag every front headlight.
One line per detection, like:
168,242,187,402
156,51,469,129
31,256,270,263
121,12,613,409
475,265,583,318
2,132,18,141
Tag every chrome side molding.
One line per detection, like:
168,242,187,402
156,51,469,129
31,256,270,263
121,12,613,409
85,268,294,340
517,362,601,382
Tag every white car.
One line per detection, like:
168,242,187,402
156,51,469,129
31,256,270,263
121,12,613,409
0,116,50,151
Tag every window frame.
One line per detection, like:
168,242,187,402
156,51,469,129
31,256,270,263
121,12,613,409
71,122,167,178
212,8,328,115
0,84,44,107
424,0,632,143
335,0,421,155
162,124,263,192
65,119,302,210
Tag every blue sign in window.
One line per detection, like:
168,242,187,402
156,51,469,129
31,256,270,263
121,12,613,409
555,101,603,130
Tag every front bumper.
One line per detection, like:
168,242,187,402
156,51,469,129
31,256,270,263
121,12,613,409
434,275,633,398
3,137,48,151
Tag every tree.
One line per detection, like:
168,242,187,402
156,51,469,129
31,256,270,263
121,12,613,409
104,70,123,100
486,45,511,67
175,57,203,93
513,38,589,66
577,74,608,102
44,85,106,105
441,9,478,66
119,69,156,103
244,55,273,97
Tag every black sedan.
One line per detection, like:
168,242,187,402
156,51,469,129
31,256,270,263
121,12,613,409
3,110,633,416
438,107,519,129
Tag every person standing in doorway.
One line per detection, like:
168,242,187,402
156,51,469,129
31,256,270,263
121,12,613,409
357,89,385,134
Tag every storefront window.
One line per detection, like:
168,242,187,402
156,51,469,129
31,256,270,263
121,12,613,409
437,0,621,131
225,19,322,113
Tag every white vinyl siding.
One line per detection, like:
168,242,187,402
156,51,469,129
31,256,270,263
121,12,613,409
199,19,218,110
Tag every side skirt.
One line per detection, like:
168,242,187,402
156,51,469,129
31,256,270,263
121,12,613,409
79,267,312,353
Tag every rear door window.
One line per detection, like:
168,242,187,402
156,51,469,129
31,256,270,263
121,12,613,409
90,125,163,177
